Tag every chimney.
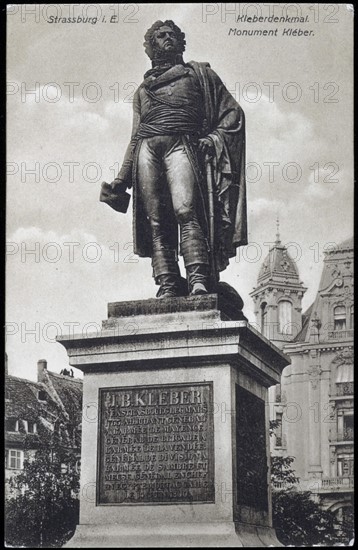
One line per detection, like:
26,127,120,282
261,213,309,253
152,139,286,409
5,352,8,376
37,359,48,383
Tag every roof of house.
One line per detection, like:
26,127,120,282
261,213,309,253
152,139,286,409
335,236,353,251
5,375,54,419
5,370,83,449
47,371,83,421
291,235,353,345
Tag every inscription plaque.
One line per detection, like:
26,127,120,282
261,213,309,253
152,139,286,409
98,382,214,505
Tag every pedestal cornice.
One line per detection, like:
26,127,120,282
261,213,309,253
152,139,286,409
57,295,289,387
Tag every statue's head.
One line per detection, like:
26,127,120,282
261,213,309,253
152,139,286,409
144,20,186,61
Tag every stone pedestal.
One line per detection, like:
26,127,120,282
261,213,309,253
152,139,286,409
58,295,289,547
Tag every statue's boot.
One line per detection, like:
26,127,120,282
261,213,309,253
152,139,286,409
152,248,181,299
186,264,209,296
191,281,208,296
181,239,209,296
156,274,181,299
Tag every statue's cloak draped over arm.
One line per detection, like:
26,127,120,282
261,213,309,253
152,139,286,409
122,61,247,271
188,61,248,272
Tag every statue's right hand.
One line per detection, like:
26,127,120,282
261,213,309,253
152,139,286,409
100,180,131,213
198,137,214,157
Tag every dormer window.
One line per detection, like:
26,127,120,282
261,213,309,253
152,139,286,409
6,419,19,432
334,305,346,331
28,421,37,434
38,390,47,401
278,300,292,334
22,420,37,434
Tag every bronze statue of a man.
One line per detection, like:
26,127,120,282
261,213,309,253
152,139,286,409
101,20,247,298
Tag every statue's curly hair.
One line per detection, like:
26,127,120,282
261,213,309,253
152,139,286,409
143,20,186,59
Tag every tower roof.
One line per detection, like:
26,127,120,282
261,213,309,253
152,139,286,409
257,241,300,285
256,218,301,285
251,223,307,300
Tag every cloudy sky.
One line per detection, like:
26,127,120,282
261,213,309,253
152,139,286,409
7,3,353,380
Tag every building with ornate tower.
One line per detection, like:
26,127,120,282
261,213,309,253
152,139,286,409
250,223,307,348
251,233,354,524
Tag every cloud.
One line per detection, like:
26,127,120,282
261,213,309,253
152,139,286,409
245,94,315,162
248,197,285,215
6,225,154,380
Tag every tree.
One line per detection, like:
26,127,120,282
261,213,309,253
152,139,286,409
5,421,80,548
272,483,343,546
269,421,353,546
271,454,299,488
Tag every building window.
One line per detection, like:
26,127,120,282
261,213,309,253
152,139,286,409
278,300,292,334
6,449,24,470
275,384,281,403
275,412,283,447
6,419,19,432
334,305,346,331
337,455,354,477
335,363,353,396
350,305,354,329
343,415,354,441
260,302,268,337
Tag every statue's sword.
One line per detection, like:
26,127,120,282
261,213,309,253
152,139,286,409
205,154,218,290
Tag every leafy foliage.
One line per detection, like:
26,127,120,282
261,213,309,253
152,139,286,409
269,421,354,546
5,423,80,548
272,489,346,546
271,454,300,487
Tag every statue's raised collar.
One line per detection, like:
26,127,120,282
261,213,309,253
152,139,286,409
144,64,190,89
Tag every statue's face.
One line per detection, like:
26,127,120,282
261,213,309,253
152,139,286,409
153,25,178,54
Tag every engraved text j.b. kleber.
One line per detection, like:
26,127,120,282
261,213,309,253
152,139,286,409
98,383,215,505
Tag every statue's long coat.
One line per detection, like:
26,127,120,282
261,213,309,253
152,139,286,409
121,61,247,273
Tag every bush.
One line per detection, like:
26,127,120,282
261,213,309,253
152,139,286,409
5,430,80,548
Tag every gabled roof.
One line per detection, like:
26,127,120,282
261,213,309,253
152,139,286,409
47,371,83,421
291,235,353,344
5,375,55,420
5,370,83,449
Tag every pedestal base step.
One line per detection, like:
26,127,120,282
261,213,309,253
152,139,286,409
65,522,282,547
